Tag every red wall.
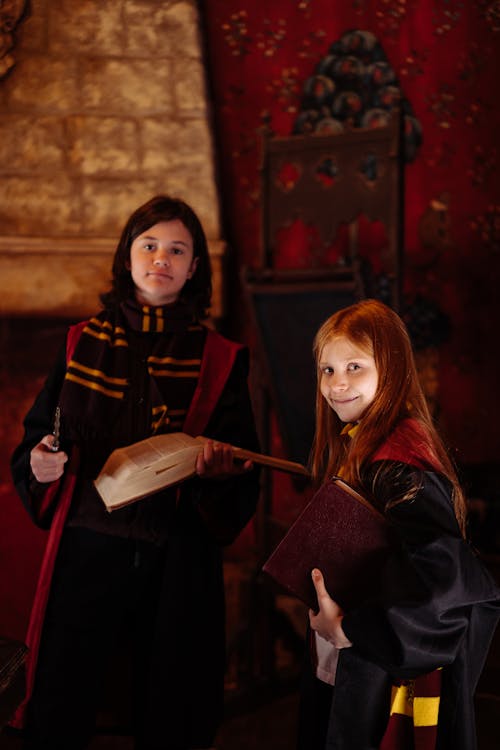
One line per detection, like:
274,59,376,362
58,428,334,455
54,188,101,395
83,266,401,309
202,0,500,465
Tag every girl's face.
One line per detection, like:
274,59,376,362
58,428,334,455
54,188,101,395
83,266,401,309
128,220,198,307
319,335,378,423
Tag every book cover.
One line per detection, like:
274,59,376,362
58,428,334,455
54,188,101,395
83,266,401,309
262,477,393,611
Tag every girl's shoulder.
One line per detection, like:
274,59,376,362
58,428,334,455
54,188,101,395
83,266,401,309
363,455,457,540
372,418,443,473
366,421,457,536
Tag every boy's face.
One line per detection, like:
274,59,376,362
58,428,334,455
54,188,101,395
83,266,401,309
128,220,198,307
319,335,378,423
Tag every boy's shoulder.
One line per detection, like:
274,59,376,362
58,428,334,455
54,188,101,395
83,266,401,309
66,319,89,362
204,326,246,356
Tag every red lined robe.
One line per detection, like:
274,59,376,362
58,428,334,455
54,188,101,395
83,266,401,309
11,323,253,730
301,418,500,750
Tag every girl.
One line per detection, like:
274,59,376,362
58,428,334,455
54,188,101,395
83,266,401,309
298,298,500,750
11,195,261,750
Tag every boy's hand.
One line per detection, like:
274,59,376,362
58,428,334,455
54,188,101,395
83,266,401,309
30,435,68,483
195,439,253,480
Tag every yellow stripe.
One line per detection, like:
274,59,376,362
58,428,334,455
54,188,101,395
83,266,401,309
84,327,128,347
340,422,359,438
87,317,113,332
65,372,124,399
87,319,127,336
156,308,164,333
88,318,126,332
389,684,440,727
142,306,151,332
413,697,440,726
151,405,187,417
68,360,128,386
389,685,413,718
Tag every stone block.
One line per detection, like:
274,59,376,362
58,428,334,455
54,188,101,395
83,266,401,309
16,0,49,54
190,188,221,240
4,56,79,112
128,171,220,240
124,0,201,58
0,245,112,318
81,58,174,114
141,117,214,171
48,0,125,56
0,115,66,172
173,56,209,114
81,181,160,236
0,176,81,235
67,116,140,175
169,174,221,240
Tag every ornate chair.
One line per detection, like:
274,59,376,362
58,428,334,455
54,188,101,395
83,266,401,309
234,112,404,690
259,108,404,308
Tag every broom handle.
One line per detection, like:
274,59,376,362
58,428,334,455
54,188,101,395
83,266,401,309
231,447,309,477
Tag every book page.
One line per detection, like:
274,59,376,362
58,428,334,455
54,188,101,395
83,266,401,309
99,433,204,480
95,434,207,510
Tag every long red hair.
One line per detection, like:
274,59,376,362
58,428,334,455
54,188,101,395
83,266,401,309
310,299,466,532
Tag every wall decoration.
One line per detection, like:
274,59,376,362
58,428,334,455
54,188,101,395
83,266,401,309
293,29,422,163
203,0,500,464
0,0,27,78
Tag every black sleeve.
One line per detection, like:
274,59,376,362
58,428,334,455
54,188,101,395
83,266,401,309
341,463,500,679
178,347,261,545
10,342,68,526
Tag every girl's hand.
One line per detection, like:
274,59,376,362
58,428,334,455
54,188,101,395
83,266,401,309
195,439,253,480
309,568,353,649
30,435,68,483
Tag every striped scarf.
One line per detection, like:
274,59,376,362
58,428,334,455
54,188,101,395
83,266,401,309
380,669,442,750
340,421,442,750
59,299,205,439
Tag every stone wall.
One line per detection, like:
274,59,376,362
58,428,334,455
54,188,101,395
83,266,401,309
0,0,225,317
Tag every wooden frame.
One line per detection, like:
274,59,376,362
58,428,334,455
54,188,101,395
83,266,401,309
260,110,404,309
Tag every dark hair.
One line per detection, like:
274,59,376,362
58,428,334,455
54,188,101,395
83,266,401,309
310,299,466,533
100,195,212,319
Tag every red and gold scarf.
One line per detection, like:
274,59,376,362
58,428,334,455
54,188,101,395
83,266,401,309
59,299,205,439
380,669,442,750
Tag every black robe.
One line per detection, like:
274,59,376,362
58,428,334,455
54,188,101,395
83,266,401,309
11,323,261,748
299,423,500,750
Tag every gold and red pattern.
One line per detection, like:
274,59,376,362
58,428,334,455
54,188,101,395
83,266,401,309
380,668,442,750
60,301,204,436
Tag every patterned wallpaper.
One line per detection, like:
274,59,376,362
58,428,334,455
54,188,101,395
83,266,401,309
202,0,500,464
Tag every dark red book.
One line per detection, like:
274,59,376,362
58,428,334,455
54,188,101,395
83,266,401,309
262,477,393,611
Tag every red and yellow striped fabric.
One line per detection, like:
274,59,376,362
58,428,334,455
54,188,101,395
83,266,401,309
380,668,442,750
